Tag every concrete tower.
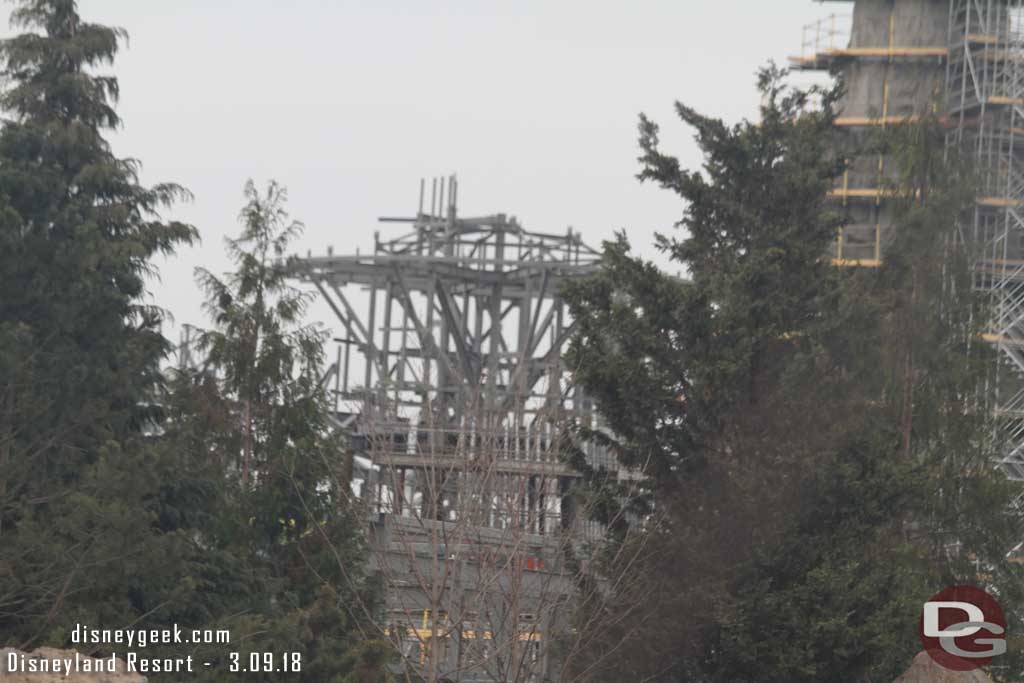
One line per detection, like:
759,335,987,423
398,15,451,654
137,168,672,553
794,0,1024,479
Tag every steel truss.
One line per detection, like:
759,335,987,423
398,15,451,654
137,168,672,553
289,176,618,528
289,177,619,681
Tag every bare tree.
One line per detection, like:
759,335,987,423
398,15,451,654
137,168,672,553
343,387,652,683
284,179,654,681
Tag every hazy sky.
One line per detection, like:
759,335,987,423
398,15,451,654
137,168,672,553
1,1,832,342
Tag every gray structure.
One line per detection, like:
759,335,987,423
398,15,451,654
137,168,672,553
794,0,1024,480
290,177,618,681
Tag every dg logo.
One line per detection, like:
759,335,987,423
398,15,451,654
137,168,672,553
919,585,1007,671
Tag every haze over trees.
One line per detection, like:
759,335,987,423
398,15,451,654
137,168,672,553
0,2,1020,682
562,68,1024,681
0,2,383,681
0,0,198,646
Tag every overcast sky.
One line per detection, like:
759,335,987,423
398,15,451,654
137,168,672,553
2,1,832,342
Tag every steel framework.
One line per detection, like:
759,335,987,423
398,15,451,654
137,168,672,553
289,176,614,481
288,177,618,681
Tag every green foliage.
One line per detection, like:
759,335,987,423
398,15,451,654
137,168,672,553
563,66,1023,682
171,180,389,682
567,66,845,487
195,180,342,539
0,0,196,646
0,5,386,680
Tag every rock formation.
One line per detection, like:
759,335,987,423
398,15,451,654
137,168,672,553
893,651,995,683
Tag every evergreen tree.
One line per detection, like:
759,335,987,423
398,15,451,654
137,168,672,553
563,67,1023,681
0,5,385,677
195,180,337,528
178,179,388,682
0,0,196,645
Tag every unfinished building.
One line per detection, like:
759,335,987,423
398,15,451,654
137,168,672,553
793,0,1024,479
289,177,619,682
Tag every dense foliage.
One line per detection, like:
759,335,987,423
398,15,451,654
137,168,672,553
2,2,1021,681
563,67,1024,682
0,3,383,681
0,0,197,645
182,179,388,681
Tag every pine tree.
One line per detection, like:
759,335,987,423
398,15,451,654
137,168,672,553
183,179,388,682
195,180,347,541
0,0,196,645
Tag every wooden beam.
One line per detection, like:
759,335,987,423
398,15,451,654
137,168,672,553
827,47,947,57
988,95,1024,106
978,196,1020,207
835,116,922,126
828,189,1019,207
981,333,1024,347
790,47,947,68
832,258,882,267
966,33,999,45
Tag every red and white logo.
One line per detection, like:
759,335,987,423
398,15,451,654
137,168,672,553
919,585,1006,671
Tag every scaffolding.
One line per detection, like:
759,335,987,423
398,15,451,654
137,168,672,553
794,0,1024,480
950,0,1024,479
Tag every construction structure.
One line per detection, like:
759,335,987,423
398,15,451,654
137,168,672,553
793,0,1024,479
289,177,618,682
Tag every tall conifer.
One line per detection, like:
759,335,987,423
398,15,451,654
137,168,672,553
0,0,196,644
